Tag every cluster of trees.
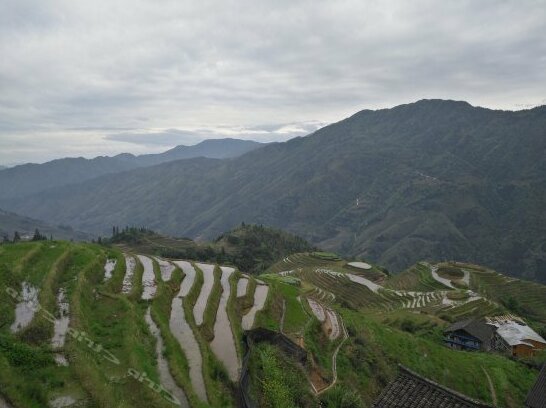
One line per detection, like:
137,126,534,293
215,223,316,274
107,222,315,275
1,229,50,244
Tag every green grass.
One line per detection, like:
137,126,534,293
227,271,244,361
338,308,538,408
248,343,316,408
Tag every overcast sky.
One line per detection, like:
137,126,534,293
1,0,545,165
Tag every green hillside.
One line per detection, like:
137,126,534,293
0,240,543,408
2,100,545,283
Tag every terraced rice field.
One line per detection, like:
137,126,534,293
103,258,116,281
9,281,39,333
210,267,239,381
242,284,269,330
52,288,70,366
144,307,190,408
121,254,136,293
193,263,215,326
155,257,175,281
236,276,249,297
0,242,270,408
169,261,207,403
139,255,157,300
347,261,372,270
307,298,326,322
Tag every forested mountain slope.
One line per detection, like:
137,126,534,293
0,139,264,199
2,100,545,281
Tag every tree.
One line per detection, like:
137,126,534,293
13,231,21,243
32,229,45,241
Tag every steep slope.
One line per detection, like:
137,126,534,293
2,100,545,281
0,138,265,199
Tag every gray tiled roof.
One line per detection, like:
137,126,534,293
372,365,493,408
444,319,495,345
526,364,546,408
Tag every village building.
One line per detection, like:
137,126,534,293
444,315,546,358
486,315,546,358
372,365,493,408
443,319,496,352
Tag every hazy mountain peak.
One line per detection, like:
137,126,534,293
0,138,265,200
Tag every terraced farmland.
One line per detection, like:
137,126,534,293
1,244,543,408
254,254,543,408
0,242,270,408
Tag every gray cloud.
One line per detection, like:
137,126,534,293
1,0,545,164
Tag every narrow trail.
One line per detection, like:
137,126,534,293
317,313,348,395
280,299,286,334
482,366,498,406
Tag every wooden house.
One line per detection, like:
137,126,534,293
443,319,496,352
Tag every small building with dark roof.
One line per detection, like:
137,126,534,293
526,364,546,408
444,319,496,352
373,365,493,408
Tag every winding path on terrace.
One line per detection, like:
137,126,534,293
242,284,269,330
171,261,208,403
144,307,189,408
193,263,215,326
318,314,349,395
121,254,136,293
210,266,239,382
138,255,157,300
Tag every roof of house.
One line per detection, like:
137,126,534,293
372,365,493,408
526,364,546,408
486,317,546,347
444,319,495,344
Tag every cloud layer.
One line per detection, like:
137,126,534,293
1,0,545,163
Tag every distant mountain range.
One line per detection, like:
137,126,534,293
0,138,265,199
1,100,544,282
0,166,6,171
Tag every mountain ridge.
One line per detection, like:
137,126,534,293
2,99,545,282
0,138,265,199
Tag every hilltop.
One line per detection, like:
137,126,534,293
0,239,544,407
2,100,545,282
109,224,315,275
